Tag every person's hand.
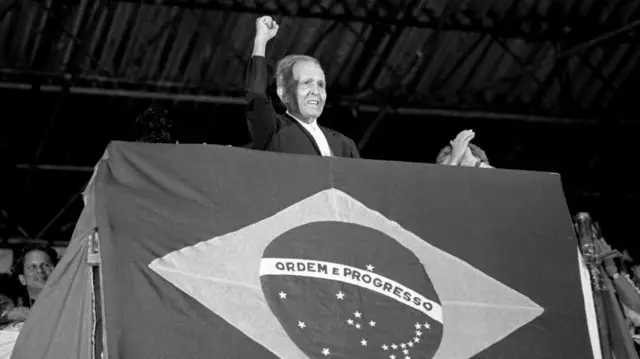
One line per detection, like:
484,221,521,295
594,238,619,277
255,16,279,42
6,306,30,322
448,130,475,165
461,146,478,166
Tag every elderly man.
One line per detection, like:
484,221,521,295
245,16,360,158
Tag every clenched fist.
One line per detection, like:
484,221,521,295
255,16,279,42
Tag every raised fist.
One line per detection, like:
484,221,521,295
255,16,279,41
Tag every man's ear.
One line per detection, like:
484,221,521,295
276,86,285,104
18,274,26,286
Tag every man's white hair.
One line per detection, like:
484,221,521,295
275,54,323,106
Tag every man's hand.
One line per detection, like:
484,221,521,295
448,130,475,165
253,16,279,57
255,16,279,42
6,306,30,322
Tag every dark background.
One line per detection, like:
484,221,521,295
0,0,638,253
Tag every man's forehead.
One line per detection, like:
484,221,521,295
293,61,325,80
24,250,52,264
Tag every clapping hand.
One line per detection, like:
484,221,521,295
448,130,475,165
6,306,30,322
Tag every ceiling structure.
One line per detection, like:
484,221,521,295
0,0,639,248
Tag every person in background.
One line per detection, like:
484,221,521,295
436,129,493,168
0,273,25,321
11,244,58,307
0,273,26,359
245,16,360,158
595,238,640,348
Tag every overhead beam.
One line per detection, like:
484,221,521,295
1,237,70,248
15,164,94,172
0,81,599,125
474,17,640,95
109,0,602,42
0,0,19,23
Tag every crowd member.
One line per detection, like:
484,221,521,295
0,297,21,359
0,273,26,359
245,16,360,158
595,238,640,348
0,274,22,327
11,243,58,307
436,129,493,168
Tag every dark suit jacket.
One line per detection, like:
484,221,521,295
244,56,360,158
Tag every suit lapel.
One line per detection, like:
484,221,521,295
285,113,323,156
320,127,338,156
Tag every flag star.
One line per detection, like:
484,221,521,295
400,343,406,349
347,319,354,325
354,311,362,318
416,330,422,337
414,337,420,343
403,349,409,354
391,344,398,349
355,323,361,329
361,339,367,346
336,291,345,300
414,323,421,329
369,320,376,327
382,344,389,350
297,321,306,329
405,356,411,359
423,322,431,329
390,355,396,359
366,264,375,271
408,342,414,348
278,291,287,299
322,348,330,356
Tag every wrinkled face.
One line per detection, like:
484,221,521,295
19,250,54,291
291,61,326,122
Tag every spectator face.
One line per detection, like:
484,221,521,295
291,61,326,121
18,250,54,293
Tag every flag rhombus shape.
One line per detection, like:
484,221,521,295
149,188,544,359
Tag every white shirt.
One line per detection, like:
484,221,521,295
287,112,333,157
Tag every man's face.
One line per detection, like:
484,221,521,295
18,250,54,291
291,61,326,121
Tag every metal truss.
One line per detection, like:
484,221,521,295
0,0,117,245
113,0,640,43
469,16,640,110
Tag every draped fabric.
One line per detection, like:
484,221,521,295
9,151,105,359
93,141,593,359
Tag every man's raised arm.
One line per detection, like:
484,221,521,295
245,16,280,150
